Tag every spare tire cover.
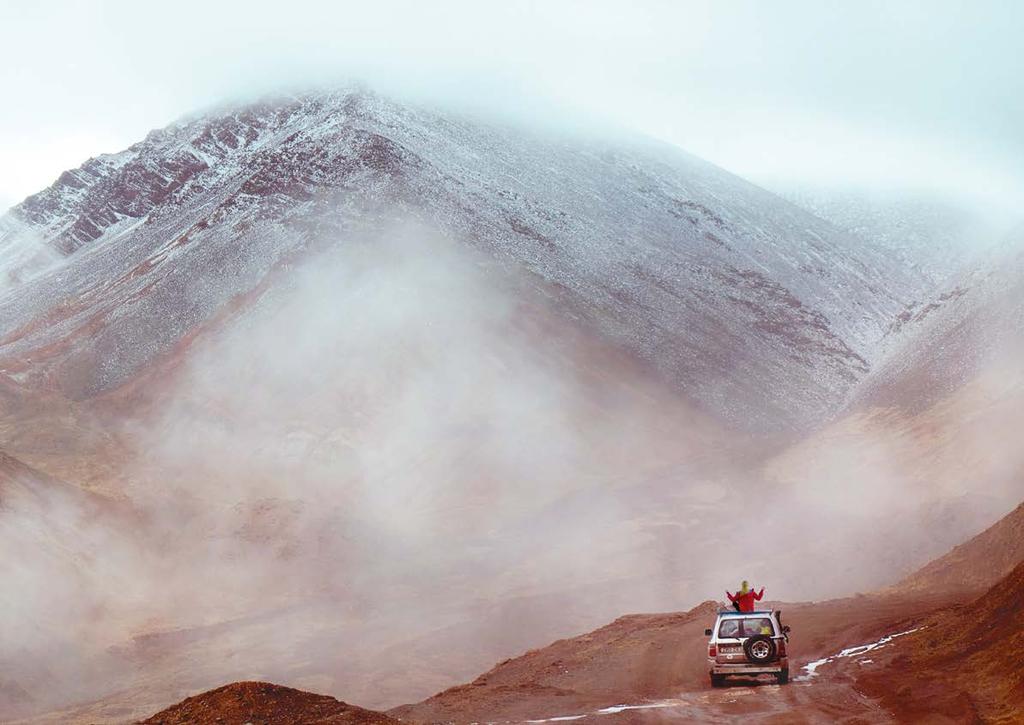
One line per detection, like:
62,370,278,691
744,635,777,663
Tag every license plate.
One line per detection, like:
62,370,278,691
720,646,741,653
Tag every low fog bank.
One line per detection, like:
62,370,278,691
774,183,1020,287
3,222,1022,718
0,220,66,298
1,225,735,716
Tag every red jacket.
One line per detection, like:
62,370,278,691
726,587,764,612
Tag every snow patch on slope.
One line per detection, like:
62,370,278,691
797,627,923,681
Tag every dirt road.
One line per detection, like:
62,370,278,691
521,631,917,724
527,680,895,724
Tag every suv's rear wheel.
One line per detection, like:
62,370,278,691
777,668,789,685
710,674,725,688
743,635,777,663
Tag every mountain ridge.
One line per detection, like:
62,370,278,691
0,88,926,432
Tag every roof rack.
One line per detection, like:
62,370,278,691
717,609,775,615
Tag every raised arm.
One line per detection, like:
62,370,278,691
754,588,764,600
726,590,735,602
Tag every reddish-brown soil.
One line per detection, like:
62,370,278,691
387,600,722,722
139,682,400,725
891,500,1024,597
856,560,1024,724
386,591,960,724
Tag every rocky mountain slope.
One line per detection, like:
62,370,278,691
0,88,923,432
780,186,1007,288
857,236,1024,414
892,500,1024,595
857,559,1024,723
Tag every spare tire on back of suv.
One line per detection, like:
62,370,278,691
743,635,777,663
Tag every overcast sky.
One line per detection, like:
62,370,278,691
1,0,1022,216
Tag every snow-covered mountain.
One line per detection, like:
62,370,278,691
760,233,1024,593
856,235,1024,412
779,186,1007,289
0,88,924,432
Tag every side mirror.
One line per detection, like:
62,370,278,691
704,628,713,637
782,625,791,633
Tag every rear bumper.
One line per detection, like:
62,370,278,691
708,660,787,675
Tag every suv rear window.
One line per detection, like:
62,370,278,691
718,617,773,638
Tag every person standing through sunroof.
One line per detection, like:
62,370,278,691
726,580,764,612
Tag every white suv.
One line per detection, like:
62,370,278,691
705,609,790,686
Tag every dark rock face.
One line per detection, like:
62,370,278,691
0,88,923,430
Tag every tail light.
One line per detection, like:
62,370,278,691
777,640,787,657
708,644,717,657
